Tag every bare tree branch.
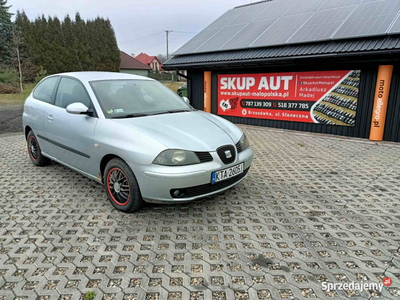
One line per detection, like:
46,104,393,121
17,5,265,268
12,27,23,93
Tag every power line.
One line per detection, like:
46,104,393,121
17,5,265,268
173,30,198,34
119,32,164,45
120,30,197,55
144,41,169,50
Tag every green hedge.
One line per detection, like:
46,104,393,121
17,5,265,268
14,11,120,74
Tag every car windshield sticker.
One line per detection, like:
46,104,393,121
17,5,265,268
114,109,124,113
107,109,114,114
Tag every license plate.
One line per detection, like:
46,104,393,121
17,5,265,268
212,163,244,184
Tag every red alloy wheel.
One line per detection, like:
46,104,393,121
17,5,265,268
107,168,131,206
29,136,39,161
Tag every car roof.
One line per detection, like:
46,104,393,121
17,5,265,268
51,71,154,83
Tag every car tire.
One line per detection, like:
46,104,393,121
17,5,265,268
104,158,144,213
27,131,50,166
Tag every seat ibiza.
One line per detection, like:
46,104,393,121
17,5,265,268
23,72,253,212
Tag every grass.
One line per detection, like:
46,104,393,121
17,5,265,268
0,82,185,107
0,83,35,106
163,82,185,93
85,291,95,300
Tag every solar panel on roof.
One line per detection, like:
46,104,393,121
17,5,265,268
174,28,221,55
283,0,325,16
290,6,357,43
221,19,278,50
333,0,400,39
252,0,297,22
227,2,271,25
195,24,247,52
388,14,400,33
251,13,314,47
362,0,386,3
203,8,246,30
173,0,400,55
319,0,362,10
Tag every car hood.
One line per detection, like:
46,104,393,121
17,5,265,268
112,111,240,151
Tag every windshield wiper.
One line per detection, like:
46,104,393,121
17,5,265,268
110,113,148,119
152,109,191,116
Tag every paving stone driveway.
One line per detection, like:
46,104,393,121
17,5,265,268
0,126,400,300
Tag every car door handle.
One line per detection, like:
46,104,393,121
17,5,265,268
47,115,54,121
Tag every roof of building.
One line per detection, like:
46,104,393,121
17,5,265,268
164,0,400,68
164,35,400,68
120,51,151,70
135,53,163,66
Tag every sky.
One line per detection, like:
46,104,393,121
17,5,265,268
8,0,253,57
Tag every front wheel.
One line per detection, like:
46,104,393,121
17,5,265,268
104,158,144,212
27,131,50,166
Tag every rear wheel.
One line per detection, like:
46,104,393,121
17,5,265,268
104,158,144,212
27,131,50,166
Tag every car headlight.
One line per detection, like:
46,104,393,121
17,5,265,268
239,133,249,151
153,149,200,166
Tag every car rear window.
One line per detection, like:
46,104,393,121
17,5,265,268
33,76,59,103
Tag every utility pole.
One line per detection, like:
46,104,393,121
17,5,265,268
165,30,173,60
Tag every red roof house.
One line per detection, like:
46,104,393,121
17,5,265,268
135,53,163,72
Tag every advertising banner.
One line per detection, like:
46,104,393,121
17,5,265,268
218,70,361,126
369,65,393,141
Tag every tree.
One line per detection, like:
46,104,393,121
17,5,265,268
93,18,120,71
13,11,40,83
12,12,120,74
11,26,23,92
61,14,76,71
0,0,12,64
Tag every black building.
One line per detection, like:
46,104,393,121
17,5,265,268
164,0,400,142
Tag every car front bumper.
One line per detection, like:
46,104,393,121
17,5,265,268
128,147,253,203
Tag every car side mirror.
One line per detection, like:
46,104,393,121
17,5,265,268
66,102,90,115
183,97,190,104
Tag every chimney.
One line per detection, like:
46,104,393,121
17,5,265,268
131,53,135,58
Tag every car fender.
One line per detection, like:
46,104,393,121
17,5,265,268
92,119,167,171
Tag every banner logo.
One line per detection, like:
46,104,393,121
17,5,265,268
220,99,231,111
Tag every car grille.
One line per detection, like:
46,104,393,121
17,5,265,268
217,145,236,165
195,152,213,163
170,167,249,198
236,141,242,153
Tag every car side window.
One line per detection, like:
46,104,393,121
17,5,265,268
55,77,91,109
32,76,59,103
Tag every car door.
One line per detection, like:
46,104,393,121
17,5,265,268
28,76,60,154
45,76,99,177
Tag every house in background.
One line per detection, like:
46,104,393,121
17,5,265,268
119,51,151,77
135,53,163,73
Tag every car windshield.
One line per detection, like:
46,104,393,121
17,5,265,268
90,79,192,118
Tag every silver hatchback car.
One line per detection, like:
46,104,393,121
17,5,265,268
23,72,253,212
